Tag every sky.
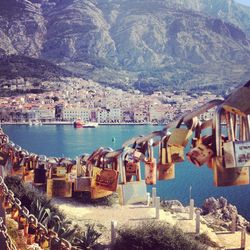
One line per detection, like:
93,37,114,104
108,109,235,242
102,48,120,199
235,0,250,6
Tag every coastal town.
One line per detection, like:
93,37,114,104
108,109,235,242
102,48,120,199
0,77,221,124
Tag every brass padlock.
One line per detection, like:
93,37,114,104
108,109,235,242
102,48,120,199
39,235,50,248
187,121,214,167
167,128,192,147
3,196,13,210
54,166,67,178
18,214,27,230
0,151,8,166
212,107,250,186
166,117,197,163
18,206,29,231
11,206,19,221
47,178,73,198
124,161,139,182
27,214,38,236
213,156,249,186
157,163,175,180
187,143,214,167
94,167,119,192
145,158,157,185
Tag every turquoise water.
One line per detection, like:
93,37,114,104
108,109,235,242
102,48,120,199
2,125,250,220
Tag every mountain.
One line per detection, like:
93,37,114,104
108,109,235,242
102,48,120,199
0,55,73,80
0,55,74,96
0,0,250,93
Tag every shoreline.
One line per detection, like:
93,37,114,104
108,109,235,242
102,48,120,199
1,121,164,126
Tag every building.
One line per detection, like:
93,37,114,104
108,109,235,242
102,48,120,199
62,107,90,121
97,108,121,123
149,104,171,123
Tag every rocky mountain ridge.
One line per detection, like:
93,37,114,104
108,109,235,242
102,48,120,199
0,0,250,92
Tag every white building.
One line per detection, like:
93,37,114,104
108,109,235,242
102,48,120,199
97,108,121,123
62,107,90,121
27,108,55,121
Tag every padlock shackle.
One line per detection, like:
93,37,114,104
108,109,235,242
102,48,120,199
213,106,224,157
28,214,38,225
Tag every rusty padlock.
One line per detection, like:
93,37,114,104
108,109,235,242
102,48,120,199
157,134,175,180
212,107,250,186
186,120,214,167
166,117,198,163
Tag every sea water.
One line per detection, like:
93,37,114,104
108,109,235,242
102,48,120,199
2,124,250,220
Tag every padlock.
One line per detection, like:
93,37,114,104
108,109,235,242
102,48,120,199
39,235,50,248
212,107,250,186
18,206,29,232
11,206,19,221
217,108,250,169
132,150,144,162
47,178,73,198
3,195,13,210
92,167,119,192
158,135,171,164
30,154,38,169
124,161,140,182
18,214,27,230
90,185,113,199
91,150,119,192
27,214,38,236
187,121,214,167
157,134,176,180
34,164,47,184
117,181,148,205
75,176,92,192
213,156,249,186
0,134,9,144
187,143,214,167
157,163,175,180
168,145,185,162
35,223,48,246
23,169,34,183
145,158,157,185
165,117,198,163
223,115,250,169
26,234,36,245
0,151,8,166
167,128,192,147
53,166,67,178
222,81,250,116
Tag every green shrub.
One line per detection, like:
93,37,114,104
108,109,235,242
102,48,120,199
72,224,102,250
114,221,208,250
5,176,102,247
4,176,65,220
194,233,219,248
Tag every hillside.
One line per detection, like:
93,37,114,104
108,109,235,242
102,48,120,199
0,0,250,92
0,55,74,96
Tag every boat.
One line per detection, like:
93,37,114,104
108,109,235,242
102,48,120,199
29,120,43,126
73,120,98,128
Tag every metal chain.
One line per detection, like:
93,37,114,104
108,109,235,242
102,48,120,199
0,176,72,250
0,217,17,250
